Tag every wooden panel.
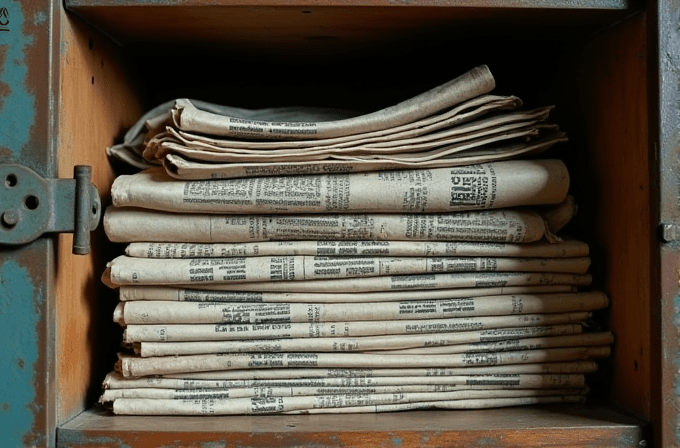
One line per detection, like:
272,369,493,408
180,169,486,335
58,404,646,447
559,12,652,418
55,10,145,425
63,4,633,58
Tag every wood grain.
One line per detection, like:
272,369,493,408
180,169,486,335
63,5,630,57
55,10,145,425
57,404,646,447
560,12,652,419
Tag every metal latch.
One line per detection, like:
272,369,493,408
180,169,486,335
0,164,101,254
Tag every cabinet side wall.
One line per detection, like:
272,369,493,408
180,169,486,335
55,10,144,424
566,13,652,418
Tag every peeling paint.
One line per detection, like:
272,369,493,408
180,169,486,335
34,11,47,25
0,259,40,448
0,0,36,159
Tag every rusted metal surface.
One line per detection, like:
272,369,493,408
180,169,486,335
0,0,60,446
656,0,680,445
0,164,101,252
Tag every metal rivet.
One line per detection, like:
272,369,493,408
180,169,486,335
2,211,19,227
639,440,648,447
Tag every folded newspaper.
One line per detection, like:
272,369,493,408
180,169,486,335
100,65,614,417
110,159,569,214
107,66,569,180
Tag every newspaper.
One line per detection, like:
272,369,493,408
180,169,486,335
539,195,577,234
153,107,551,159
106,255,591,287
129,272,592,293
159,361,600,380
150,111,553,165
110,159,569,214
122,312,592,343
156,94,520,152
104,207,551,244
118,285,576,303
359,332,613,356
124,239,589,260
110,97,363,171
134,325,589,357
117,347,611,377
103,371,585,390
161,132,567,180
281,395,586,414
101,383,586,403
110,388,582,415
167,66,495,141
112,292,607,325
134,328,607,358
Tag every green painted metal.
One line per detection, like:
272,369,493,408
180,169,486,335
0,0,60,446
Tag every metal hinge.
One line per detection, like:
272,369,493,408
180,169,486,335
0,164,101,254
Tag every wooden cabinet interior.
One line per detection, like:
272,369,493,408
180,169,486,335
55,2,654,445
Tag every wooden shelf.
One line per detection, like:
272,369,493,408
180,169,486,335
58,403,646,447
64,1,635,55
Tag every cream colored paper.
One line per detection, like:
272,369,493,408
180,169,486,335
111,388,583,415
134,325,587,357
113,292,607,325
106,255,591,287
122,312,591,343
124,239,589,260
169,66,495,141
161,133,566,180
102,383,581,403
118,285,576,303
281,395,585,414
359,332,613,356
104,207,549,244
117,346,611,377
160,361,599,380
110,159,569,215
156,94,520,152
157,272,592,293
103,371,585,390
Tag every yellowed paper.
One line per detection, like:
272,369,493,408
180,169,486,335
135,325,588,357
106,255,591,287
160,361,599,380
122,312,591,343
113,292,607,325
118,285,576,303
110,159,569,215
117,346,611,377
104,207,549,244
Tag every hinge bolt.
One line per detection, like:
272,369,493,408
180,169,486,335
1,210,18,227
661,224,680,242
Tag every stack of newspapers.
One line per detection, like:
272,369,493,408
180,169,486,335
100,66,613,416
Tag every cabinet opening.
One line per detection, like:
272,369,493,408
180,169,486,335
56,4,653,445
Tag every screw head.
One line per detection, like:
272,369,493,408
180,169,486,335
2,210,18,227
